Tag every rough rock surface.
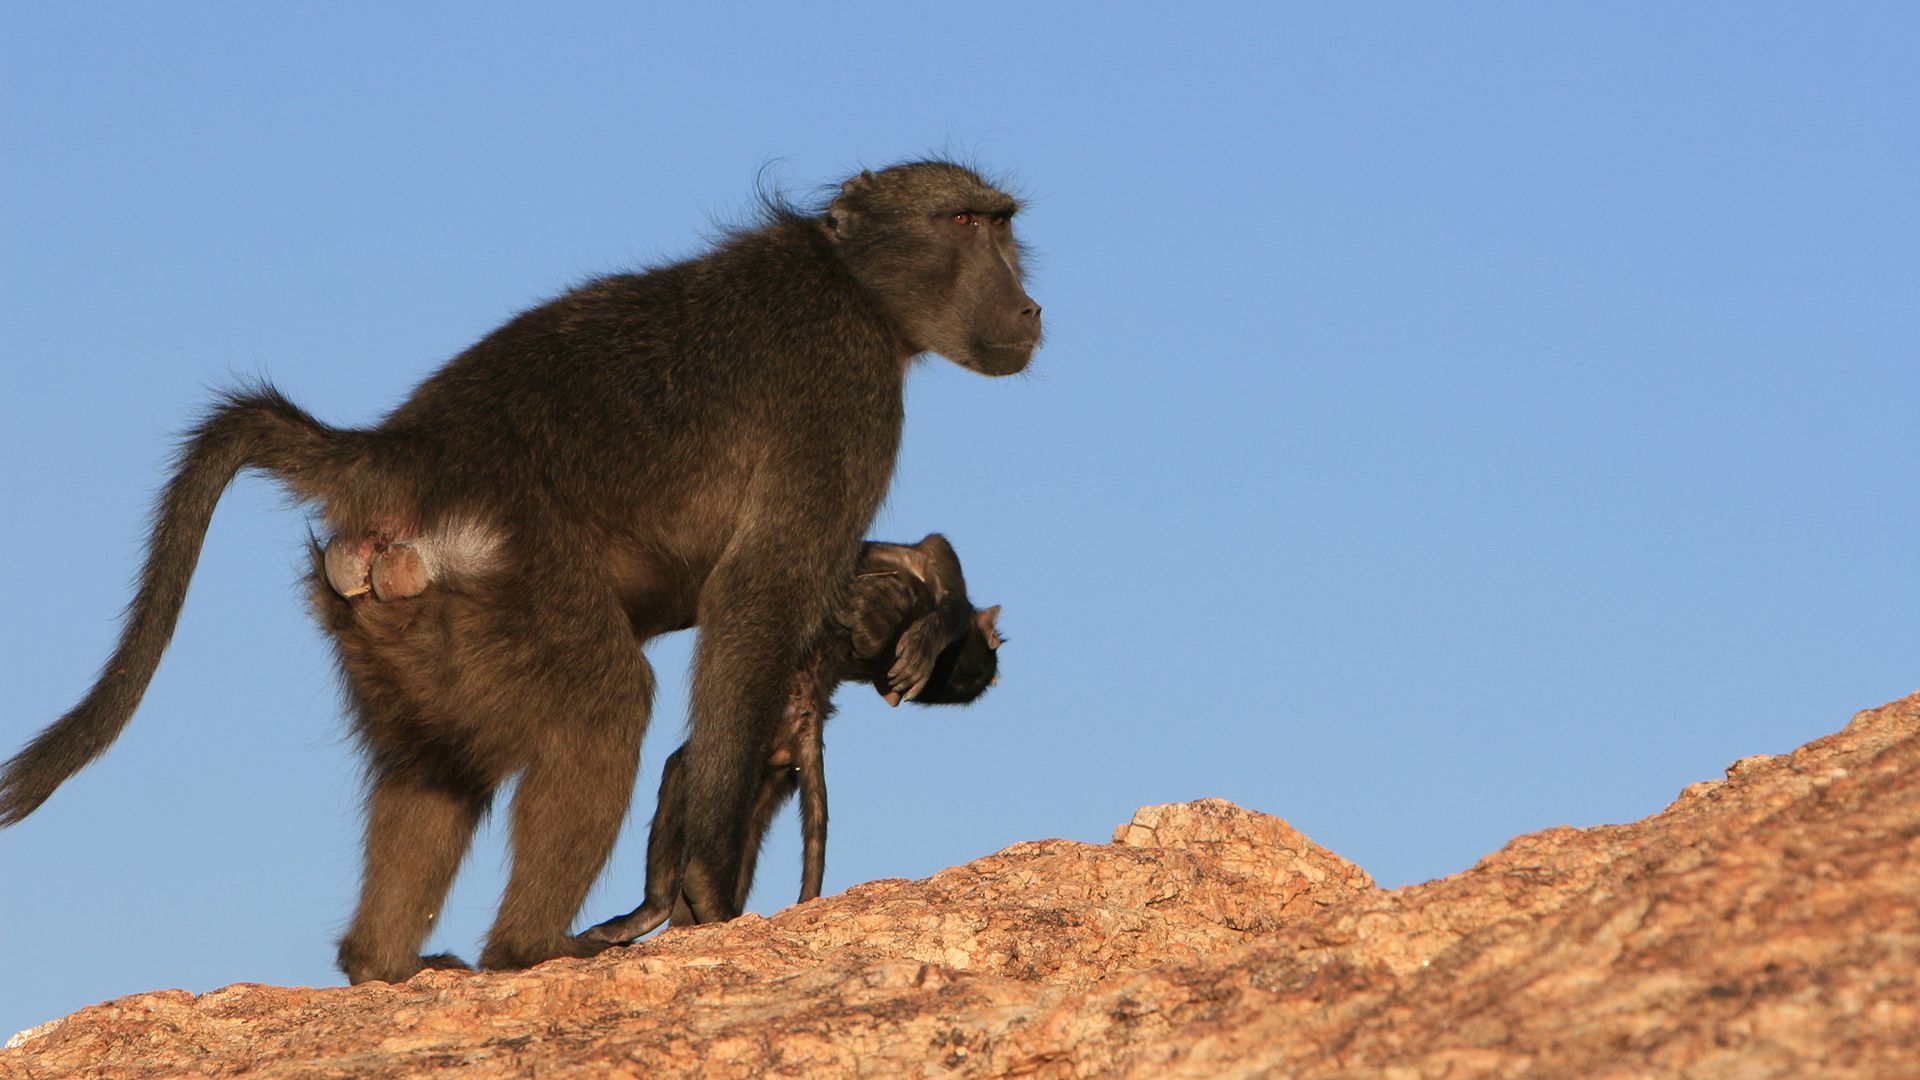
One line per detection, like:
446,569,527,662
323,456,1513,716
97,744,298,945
7,693,1916,1078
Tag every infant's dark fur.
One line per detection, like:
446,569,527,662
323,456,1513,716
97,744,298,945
584,533,1001,942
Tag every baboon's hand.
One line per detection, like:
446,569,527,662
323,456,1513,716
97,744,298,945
886,614,944,705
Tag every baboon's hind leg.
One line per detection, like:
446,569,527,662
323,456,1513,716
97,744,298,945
337,761,490,985
478,586,653,970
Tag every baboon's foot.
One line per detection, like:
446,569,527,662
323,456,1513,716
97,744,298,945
369,542,430,601
480,932,618,971
337,943,471,985
578,904,672,944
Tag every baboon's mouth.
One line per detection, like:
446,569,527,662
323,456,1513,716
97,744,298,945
971,341,1036,375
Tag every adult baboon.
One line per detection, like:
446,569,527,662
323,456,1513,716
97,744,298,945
585,533,1003,944
0,161,1041,983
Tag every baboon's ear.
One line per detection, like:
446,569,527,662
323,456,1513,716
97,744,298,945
826,170,877,239
977,605,1003,649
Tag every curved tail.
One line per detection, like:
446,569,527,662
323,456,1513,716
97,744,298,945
1,384,371,825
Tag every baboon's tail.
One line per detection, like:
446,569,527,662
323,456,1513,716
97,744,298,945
0,384,371,826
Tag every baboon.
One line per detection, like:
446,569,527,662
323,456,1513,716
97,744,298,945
0,161,1041,984
584,533,1003,944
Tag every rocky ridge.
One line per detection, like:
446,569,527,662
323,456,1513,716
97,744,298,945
6,693,1917,1078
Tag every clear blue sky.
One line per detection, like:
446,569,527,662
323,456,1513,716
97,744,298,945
4,3,1915,1038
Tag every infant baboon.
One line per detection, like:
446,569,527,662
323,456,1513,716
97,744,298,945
585,534,1002,943
1,160,1041,983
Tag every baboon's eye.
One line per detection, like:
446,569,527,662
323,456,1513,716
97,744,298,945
989,212,1011,228
950,211,978,227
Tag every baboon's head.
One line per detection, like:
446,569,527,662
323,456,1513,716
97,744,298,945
902,605,1002,707
826,161,1042,376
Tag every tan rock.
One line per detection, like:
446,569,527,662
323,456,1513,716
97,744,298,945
7,693,1917,1079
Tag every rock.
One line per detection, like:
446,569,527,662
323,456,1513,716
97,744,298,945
7,693,1917,1078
